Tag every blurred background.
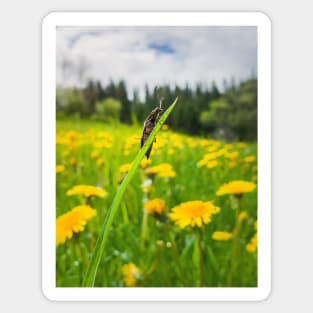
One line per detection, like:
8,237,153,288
56,26,257,141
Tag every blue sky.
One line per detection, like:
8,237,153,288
56,26,257,99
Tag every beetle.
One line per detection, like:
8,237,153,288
140,105,163,159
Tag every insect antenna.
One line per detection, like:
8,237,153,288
155,86,164,109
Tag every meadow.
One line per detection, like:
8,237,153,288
56,118,258,288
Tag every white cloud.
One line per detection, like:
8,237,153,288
56,26,257,99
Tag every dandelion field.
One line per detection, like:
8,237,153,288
56,118,258,288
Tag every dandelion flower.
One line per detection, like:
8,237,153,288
56,165,65,173
155,163,173,172
244,156,256,163
171,134,183,149
207,160,219,169
216,180,256,196
66,185,108,198
216,148,228,157
69,157,77,166
145,163,176,178
140,158,151,169
162,124,169,131
93,141,112,149
119,163,131,174
91,150,100,159
199,139,209,147
157,169,176,178
144,198,165,215
197,158,208,168
56,205,96,245
238,211,249,222
212,231,233,241
246,220,258,252
225,151,239,160
197,152,220,168
97,131,112,140
207,145,218,153
246,233,258,253
187,138,197,148
122,263,141,287
169,200,220,228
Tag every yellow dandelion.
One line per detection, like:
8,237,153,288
206,152,220,160
225,151,239,160
97,131,112,140
238,211,249,222
122,263,141,287
93,141,112,149
207,145,218,153
144,198,165,215
66,185,108,198
207,160,219,169
119,163,132,174
56,165,65,173
66,130,79,141
145,163,176,178
157,169,176,178
197,152,219,167
246,219,258,252
212,231,233,241
56,135,66,145
169,200,220,228
216,180,256,196
187,138,197,148
199,139,209,147
145,167,158,175
124,135,140,153
197,158,208,168
216,148,228,157
153,137,166,150
69,157,77,166
91,150,100,159
162,124,169,131
56,205,96,245
140,158,151,169
246,233,258,253
244,155,256,163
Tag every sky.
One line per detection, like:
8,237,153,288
56,26,257,99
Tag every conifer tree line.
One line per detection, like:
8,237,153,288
56,77,257,141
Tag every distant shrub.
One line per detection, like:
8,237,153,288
95,97,122,122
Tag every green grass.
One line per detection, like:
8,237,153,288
56,115,258,288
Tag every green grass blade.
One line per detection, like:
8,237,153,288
82,97,178,287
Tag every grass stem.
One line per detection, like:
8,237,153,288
197,228,204,287
81,97,178,287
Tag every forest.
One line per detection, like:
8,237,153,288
56,77,257,141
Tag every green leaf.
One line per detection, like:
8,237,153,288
82,97,178,287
